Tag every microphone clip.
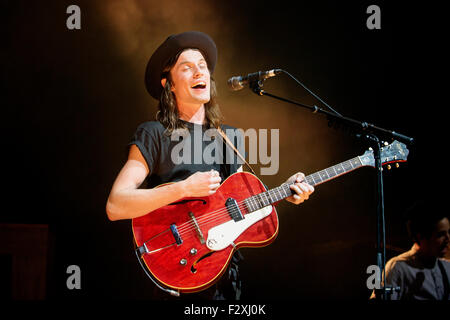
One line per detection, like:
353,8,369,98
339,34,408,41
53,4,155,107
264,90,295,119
248,75,265,96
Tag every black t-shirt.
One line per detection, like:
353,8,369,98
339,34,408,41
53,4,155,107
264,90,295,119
128,120,245,300
129,120,245,187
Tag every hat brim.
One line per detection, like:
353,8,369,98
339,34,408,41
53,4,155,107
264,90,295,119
145,31,217,100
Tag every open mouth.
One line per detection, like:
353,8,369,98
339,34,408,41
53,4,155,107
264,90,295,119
191,82,207,89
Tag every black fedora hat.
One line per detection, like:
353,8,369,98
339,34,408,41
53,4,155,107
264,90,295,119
145,31,217,100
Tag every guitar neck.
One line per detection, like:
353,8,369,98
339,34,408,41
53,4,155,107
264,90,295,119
245,156,364,212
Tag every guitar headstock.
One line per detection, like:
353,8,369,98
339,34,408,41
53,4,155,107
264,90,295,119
359,140,409,168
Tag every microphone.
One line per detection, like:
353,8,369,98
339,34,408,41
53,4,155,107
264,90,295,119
227,68,282,91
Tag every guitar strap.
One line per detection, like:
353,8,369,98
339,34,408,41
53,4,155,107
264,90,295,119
217,127,257,176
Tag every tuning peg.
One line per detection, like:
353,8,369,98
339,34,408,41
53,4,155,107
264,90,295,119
383,141,389,146
395,163,400,168
387,165,392,170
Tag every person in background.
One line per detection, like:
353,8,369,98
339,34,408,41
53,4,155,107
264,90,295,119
372,201,449,300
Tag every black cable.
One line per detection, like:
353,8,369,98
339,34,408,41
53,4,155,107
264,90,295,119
134,244,180,297
280,69,343,117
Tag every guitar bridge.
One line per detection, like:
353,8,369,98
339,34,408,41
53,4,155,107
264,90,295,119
188,212,205,244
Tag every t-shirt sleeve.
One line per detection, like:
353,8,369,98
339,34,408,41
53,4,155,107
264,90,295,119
128,123,161,174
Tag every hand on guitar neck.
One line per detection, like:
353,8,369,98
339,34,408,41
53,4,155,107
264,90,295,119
284,172,315,205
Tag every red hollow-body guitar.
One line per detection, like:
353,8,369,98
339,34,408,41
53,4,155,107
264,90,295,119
132,141,408,294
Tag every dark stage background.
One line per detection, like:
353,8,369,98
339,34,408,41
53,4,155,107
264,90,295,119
1,0,446,302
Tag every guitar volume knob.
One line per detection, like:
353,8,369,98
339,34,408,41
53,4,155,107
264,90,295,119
207,239,217,248
179,258,187,266
190,248,197,255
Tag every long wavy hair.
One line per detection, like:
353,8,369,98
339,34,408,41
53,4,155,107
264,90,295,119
156,49,223,134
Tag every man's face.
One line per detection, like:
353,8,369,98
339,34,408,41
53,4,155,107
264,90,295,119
168,49,211,106
419,217,450,258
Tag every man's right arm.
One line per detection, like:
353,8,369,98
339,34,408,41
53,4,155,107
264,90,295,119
106,145,221,221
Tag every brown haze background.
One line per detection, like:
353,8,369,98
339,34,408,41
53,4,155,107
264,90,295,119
2,0,445,303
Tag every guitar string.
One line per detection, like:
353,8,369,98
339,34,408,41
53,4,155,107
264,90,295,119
147,180,307,245
143,206,274,251
177,201,251,236
175,192,258,231
176,185,290,236
142,203,247,248
176,201,276,244
142,160,365,247
176,182,293,233
143,174,336,248
175,185,287,233
158,202,277,247
178,208,252,241
176,195,264,235
177,162,369,243
175,180,320,240
145,168,352,247
176,215,232,244
177,160,354,233
176,182,294,235
176,199,251,234
176,166,347,234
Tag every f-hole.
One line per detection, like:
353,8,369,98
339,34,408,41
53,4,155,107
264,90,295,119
170,199,207,206
190,251,215,274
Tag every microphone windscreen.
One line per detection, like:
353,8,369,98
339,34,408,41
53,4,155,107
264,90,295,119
227,76,244,91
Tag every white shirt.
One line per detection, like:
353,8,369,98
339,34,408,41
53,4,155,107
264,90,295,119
383,244,450,300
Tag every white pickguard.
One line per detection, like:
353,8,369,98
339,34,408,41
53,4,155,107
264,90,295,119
206,205,273,251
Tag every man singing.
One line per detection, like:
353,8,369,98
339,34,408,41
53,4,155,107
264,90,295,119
106,31,314,299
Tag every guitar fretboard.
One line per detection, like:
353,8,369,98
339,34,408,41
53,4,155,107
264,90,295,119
244,156,363,213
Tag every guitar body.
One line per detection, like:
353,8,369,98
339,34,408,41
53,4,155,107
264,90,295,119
132,172,279,293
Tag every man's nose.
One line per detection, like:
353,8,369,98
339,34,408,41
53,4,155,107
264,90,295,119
193,65,204,78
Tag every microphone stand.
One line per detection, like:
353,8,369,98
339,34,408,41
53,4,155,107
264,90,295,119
249,80,413,300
